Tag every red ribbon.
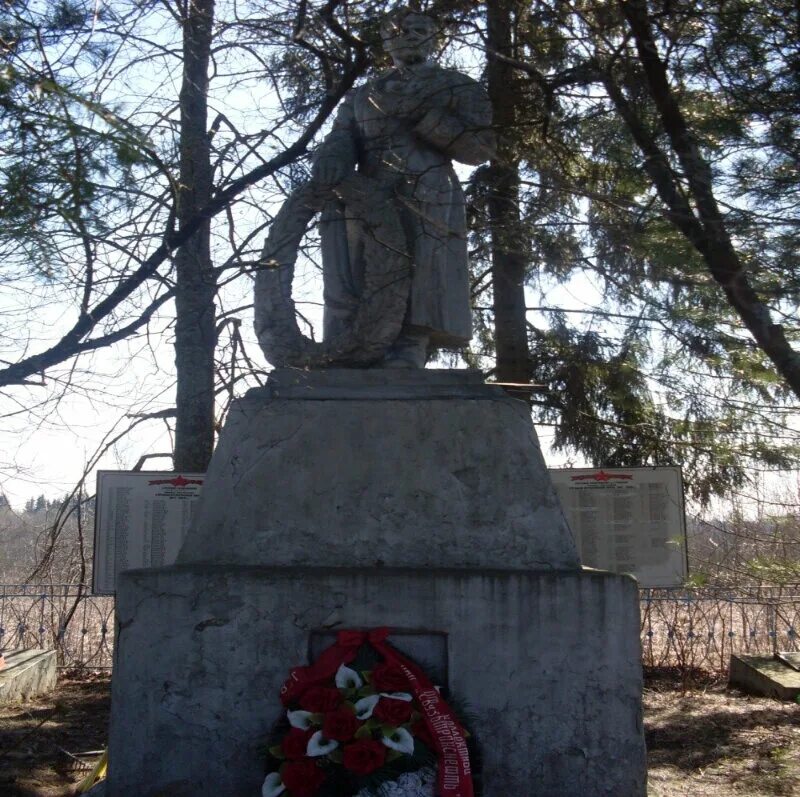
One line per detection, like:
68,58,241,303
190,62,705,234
279,628,388,705
280,628,473,797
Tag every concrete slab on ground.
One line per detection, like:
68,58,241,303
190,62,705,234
729,653,800,700
0,648,57,704
776,651,800,672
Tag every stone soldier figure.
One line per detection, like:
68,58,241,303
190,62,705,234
312,9,495,368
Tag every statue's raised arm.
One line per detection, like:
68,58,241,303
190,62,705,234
255,8,495,369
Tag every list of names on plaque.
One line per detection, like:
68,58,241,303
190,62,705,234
93,471,204,594
549,467,687,587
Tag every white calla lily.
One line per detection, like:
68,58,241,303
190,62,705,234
335,663,363,689
379,691,413,702
354,694,380,719
307,730,339,757
382,726,415,755
287,709,313,729
262,772,285,797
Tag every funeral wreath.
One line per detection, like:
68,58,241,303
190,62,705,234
262,628,476,797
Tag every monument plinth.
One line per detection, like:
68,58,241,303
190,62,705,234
177,370,579,571
111,566,644,796
108,8,646,794
109,370,647,796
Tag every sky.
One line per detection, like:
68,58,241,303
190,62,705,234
0,277,599,509
1,1,797,520
0,3,491,508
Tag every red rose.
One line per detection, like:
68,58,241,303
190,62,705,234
342,739,387,775
412,720,434,749
322,706,360,741
370,662,409,692
282,727,313,759
300,686,342,712
372,697,413,726
282,759,326,797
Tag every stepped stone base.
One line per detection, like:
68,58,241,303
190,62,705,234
109,369,646,795
0,648,57,704
108,565,647,797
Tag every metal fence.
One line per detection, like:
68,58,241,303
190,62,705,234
640,587,800,675
0,584,114,669
2,584,799,675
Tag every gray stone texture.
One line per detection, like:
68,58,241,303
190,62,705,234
729,654,800,701
0,648,57,705
177,369,580,571
108,565,646,797
318,11,493,355
255,11,497,370
111,367,646,795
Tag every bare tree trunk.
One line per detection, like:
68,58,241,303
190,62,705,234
174,0,216,472
485,0,533,394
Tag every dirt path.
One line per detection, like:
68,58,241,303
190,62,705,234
0,670,797,795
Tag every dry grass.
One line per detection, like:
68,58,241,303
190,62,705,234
0,674,110,796
645,669,800,796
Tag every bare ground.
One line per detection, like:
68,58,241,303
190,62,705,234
0,673,110,797
0,669,797,795
645,669,800,796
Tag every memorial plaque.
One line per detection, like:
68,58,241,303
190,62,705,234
309,630,449,690
549,467,688,587
92,471,204,595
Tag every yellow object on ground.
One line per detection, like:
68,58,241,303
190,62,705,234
75,748,107,793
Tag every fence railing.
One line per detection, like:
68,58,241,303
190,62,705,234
2,584,799,675
0,584,114,669
640,587,800,675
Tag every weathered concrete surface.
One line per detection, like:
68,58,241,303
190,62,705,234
0,648,56,704
776,651,800,671
108,565,646,797
256,10,495,369
263,367,491,399
177,370,579,571
729,654,800,700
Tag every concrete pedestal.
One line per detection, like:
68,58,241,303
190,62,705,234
177,370,579,571
109,370,646,795
109,565,646,796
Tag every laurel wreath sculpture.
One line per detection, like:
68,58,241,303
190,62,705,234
254,174,412,368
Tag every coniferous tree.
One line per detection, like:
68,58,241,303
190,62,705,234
464,0,799,499
0,0,797,507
